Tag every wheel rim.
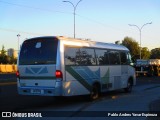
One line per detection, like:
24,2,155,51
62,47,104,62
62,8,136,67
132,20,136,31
127,82,132,92
91,86,99,100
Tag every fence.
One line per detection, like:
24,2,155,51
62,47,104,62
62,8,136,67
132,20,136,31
0,64,17,73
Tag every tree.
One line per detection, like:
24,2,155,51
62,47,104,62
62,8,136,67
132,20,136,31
141,47,150,59
122,37,140,62
0,45,8,64
1,45,6,55
0,45,17,64
150,48,160,59
9,56,17,64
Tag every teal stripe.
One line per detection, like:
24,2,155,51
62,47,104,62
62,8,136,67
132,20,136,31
65,66,92,91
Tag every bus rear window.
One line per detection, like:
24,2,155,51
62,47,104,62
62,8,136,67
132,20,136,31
19,37,58,65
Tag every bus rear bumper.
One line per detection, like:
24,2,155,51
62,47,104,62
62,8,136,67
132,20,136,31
18,86,62,96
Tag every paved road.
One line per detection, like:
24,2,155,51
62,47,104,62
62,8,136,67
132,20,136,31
0,75,160,120
0,73,16,82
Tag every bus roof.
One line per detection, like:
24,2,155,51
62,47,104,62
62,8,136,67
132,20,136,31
27,36,129,51
57,36,129,51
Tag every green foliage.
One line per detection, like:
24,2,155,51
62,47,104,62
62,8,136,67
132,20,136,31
141,47,150,59
1,45,6,55
0,45,17,64
121,36,160,60
0,45,8,64
122,37,140,61
150,48,160,59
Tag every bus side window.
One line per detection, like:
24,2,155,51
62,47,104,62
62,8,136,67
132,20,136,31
65,47,77,65
108,51,120,65
120,52,127,65
75,49,81,65
95,49,109,65
127,53,133,65
79,48,96,65
65,47,96,66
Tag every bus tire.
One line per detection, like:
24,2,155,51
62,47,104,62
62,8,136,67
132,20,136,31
124,79,133,93
90,83,100,101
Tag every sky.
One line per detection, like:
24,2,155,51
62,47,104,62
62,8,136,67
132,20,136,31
0,0,160,51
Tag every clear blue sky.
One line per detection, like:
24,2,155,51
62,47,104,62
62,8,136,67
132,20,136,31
0,0,159,51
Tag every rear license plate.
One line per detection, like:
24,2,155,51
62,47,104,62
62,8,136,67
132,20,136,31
31,89,44,94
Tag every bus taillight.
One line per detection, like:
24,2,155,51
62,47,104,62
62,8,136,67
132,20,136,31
16,70,20,78
56,70,63,79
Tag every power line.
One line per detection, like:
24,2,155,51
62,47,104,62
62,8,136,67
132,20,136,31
0,0,126,33
0,0,154,40
76,14,129,33
0,27,47,36
0,0,70,14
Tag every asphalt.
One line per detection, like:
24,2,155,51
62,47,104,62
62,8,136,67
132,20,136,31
150,98,160,111
148,99,160,120
137,76,160,112
1,74,160,119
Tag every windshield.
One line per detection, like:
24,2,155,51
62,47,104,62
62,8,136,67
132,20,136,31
127,53,134,66
19,37,58,65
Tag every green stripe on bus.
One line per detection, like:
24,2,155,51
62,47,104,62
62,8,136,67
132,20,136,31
65,66,92,91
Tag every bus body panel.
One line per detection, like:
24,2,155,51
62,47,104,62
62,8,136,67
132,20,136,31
63,80,90,96
17,64,63,96
64,65,135,94
18,65,57,87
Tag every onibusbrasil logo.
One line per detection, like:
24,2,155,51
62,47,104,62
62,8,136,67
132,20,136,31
2,112,42,118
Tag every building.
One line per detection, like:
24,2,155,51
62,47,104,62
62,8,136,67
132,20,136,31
7,48,18,58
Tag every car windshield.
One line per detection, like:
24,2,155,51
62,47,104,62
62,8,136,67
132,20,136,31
19,37,58,65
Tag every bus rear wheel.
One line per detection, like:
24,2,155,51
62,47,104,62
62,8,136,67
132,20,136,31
124,79,133,93
90,84,100,101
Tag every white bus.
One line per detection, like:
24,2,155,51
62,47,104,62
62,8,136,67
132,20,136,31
16,36,136,100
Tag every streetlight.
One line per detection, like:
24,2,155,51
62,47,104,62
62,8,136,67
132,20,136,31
17,34,20,52
128,22,152,59
63,0,82,38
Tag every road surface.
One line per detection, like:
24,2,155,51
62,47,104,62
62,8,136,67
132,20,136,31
0,74,160,120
